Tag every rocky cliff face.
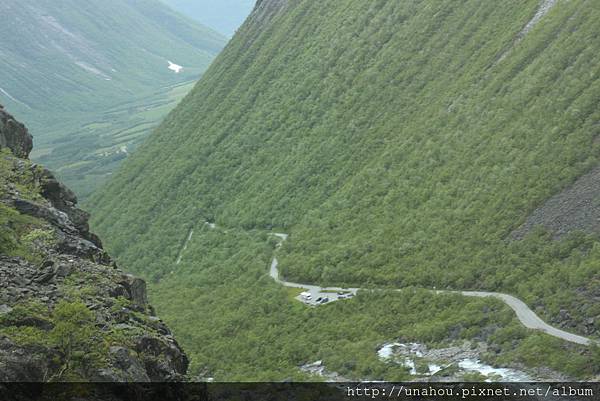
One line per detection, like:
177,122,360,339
0,106,188,382
0,105,32,159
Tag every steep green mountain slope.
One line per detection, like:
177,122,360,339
90,0,600,379
0,0,226,198
160,0,256,36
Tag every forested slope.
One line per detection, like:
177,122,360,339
90,0,600,378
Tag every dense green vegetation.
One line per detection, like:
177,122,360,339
160,0,256,36
0,148,50,261
0,0,226,198
0,300,102,381
90,0,600,379
150,225,600,380
1,148,127,381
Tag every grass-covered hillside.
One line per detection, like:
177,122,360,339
0,0,226,198
90,0,600,379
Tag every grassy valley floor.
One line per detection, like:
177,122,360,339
32,81,197,201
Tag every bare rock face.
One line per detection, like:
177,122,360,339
0,105,33,158
511,166,600,240
0,106,188,382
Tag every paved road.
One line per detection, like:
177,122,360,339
454,291,594,345
269,234,597,346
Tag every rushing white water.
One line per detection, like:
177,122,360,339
458,359,532,382
378,343,423,359
377,343,531,380
428,364,442,375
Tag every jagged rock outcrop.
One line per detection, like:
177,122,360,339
0,105,32,158
0,106,188,382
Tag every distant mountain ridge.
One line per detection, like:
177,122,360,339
0,0,227,198
0,0,224,119
160,0,256,36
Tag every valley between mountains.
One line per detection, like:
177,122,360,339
2,0,600,385
89,0,600,381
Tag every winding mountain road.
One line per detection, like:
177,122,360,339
177,225,596,346
269,234,597,346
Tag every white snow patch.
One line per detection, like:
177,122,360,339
377,343,421,375
458,359,532,382
168,61,183,73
